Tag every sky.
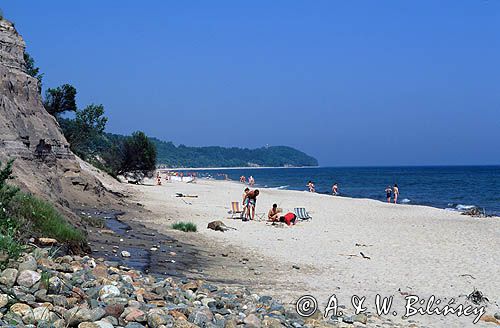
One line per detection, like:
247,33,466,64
2,1,500,166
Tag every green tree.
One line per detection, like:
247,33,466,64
43,84,77,116
122,131,157,176
59,104,108,158
23,52,44,93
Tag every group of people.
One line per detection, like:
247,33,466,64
307,181,340,196
385,184,399,203
267,203,297,226
239,175,255,186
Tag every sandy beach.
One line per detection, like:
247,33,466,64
119,177,499,327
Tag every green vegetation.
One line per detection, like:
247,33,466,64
10,193,84,242
152,138,318,168
43,84,77,116
171,222,197,232
0,160,84,263
23,52,43,93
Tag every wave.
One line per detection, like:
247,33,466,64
446,203,478,212
401,198,411,204
276,185,289,190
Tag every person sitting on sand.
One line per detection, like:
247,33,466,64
243,189,259,221
268,204,281,222
307,181,315,192
332,182,339,195
393,184,399,204
385,185,392,203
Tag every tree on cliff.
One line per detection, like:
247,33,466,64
23,52,43,93
59,104,108,158
43,84,77,116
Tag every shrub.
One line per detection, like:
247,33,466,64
10,193,84,242
171,222,197,232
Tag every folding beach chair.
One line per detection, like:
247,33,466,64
230,202,244,219
294,207,312,220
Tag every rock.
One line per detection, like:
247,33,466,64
16,270,41,288
125,323,147,328
99,285,121,300
0,268,18,287
121,251,131,257
123,308,146,322
92,321,114,328
244,314,262,328
78,323,100,328
0,294,9,308
105,304,125,318
201,297,217,307
64,307,106,326
18,255,38,272
38,237,58,246
33,306,58,322
147,310,168,328
189,307,214,326
495,312,500,320
352,313,367,324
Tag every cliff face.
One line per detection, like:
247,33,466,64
0,18,111,217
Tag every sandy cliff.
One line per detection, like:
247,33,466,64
0,18,117,230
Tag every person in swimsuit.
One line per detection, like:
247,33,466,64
307,181,315,192
332,182,339,195
385,185,392,203
248,176,255,186
243,189,259,221
241,187,250,218
268,203,281,222
393,184,399,204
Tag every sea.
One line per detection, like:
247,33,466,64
178,166,500,216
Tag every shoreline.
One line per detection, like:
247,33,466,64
157,165,319,170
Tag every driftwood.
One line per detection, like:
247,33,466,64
207,220,237,232
467,289,489,305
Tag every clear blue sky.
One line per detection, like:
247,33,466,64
3,1,500,166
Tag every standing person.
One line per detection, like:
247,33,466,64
385,185,392,203
393,184,399,204
307,181,316,192
242,187,250,218
240,176,246,183
244,189,260,221
249,176,255,186
332,182,339,195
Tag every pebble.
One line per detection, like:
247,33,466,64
0,248,407,328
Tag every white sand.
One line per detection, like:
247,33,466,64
127,178,499,327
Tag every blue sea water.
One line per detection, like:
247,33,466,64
181,166,500,216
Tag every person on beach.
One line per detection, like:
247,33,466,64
332,182,339,195
240,176,246,183
393,184,399,204
243,189,259,221
279,212,297,226
248,176,255,186
241,187,250,217
385,185,392,203
307,181,316,192
268,203,281,222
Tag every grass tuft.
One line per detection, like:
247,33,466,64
10,193,84,242
171,221,197,232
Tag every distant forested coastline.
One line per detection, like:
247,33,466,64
149,137,318,168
